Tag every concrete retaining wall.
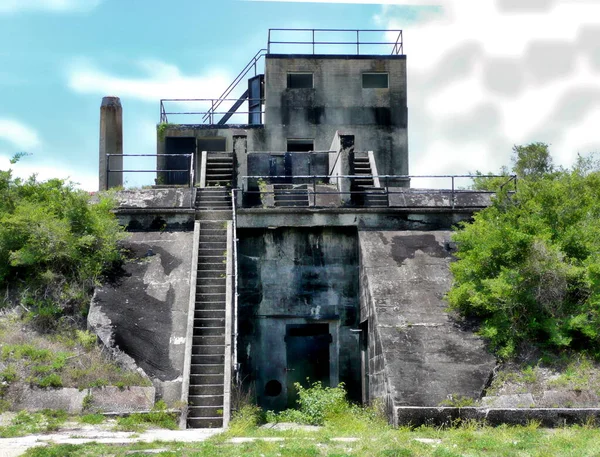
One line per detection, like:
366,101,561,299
13,386,155,414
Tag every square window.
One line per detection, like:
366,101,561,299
288,73,313,89
362,73,389,89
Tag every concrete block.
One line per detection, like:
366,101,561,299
537,390,600,408
481,394,535,408
89,386,155,413
15,387,87,414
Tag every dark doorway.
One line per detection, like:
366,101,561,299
287,139,314,152
197,138,226,153
269,154,293,183
164,137,195,185
285,323,331,408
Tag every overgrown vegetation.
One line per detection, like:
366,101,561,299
265,381,350,426
0,409,68,438
0,156,125,329
113,400,178,432
449,143,600,359
0,312,150,408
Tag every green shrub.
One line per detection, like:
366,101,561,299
0,159,125,326
269,381,349,426
114,400,178,431
449,145,600,358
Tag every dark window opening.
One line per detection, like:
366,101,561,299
362,73,389,89
265,380,282,397
288,73,313,89
287,139,314,152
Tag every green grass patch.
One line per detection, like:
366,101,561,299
113,400,178,432
0,409,68,437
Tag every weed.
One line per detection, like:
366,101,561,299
80,413,104,425
439,395,475,408
114,400,178,432
82,392,94,411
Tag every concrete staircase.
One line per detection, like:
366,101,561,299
273,184,310,207
187,220,228,428
195,188,232,211
205,152,234,187
352,153,388,207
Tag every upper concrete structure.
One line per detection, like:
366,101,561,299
157,29,408,189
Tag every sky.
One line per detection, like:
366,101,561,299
0,0,599,190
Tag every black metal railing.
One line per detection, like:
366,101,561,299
159,99,264,125
106,153,195,190
203,49,267,123
267,28,403,56
241,174,516,209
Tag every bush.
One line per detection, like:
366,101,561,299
449,145,600,358
269,381,349,426
0,159,125,326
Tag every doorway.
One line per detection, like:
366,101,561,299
285,323,331,408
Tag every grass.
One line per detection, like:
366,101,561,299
0,311,150,410
20,419,600,456
0,409,68,438
113,400,178,432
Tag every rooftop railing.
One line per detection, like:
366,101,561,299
267,28,404,56
159,99,264,125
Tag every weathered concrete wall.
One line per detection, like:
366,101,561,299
13,386,155,414
89,232,194,406
358,231,496,423
108,189,195,231
99,96,123,191
236,208,476,230
264,55,408,177
237,227,361,411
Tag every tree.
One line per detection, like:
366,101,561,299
449,144,600,359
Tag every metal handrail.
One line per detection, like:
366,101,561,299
202,49,267,123
267,28,404,55
231,188,239,384
242,174,517,209
160,99,264,124
106,153,195,189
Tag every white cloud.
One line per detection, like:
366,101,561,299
0,119,41,150
68,59,231,102
0,0,102,13
376,0,600,178
247,0,440,3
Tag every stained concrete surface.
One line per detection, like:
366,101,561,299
359,230,496,419
89,231,193,405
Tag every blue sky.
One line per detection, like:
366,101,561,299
1,0,600,190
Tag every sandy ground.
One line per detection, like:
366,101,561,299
0,425,222,457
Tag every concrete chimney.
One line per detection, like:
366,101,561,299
99,96,123,190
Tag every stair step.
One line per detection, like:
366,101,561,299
187,406,224,418
190,373,224,385
191,364,225,375
274,195,310,201
192,354,225,365
193,335,225,346
189,384,224,396
275,201,310,207
198,249,226,257
194,310,225,320
191,344,225,355
200,222,228,230
193,326,225,337
195,293,226,303
199,241,227,249
196,271,226,279
196,286,226,295
195,317,225,327
188,395,224,407
187,417,223,429
197,263,226,271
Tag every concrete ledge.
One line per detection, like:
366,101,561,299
13,386,155,414
395,407,600,427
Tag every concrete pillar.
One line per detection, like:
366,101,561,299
99,96,123,191
233,133,248,207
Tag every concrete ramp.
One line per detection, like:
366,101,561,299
359,231,495,423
